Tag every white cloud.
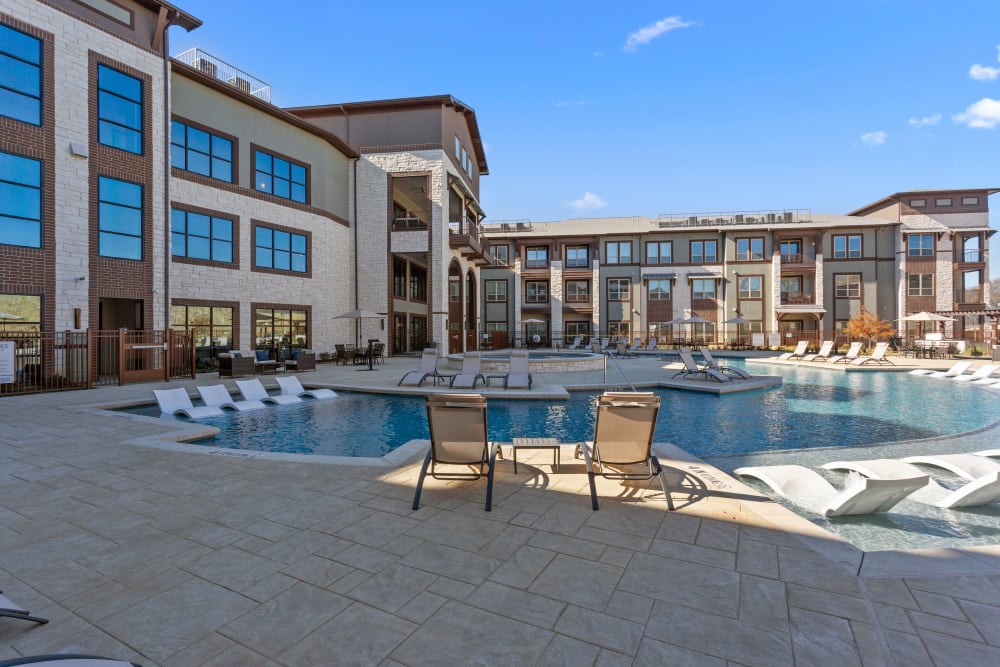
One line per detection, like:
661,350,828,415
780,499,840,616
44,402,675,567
569,192,608,210
623,16,693,52
555,100,586,108
953,98,1000,128
969,64,1000,81
908,114,941,127
860,131,887,145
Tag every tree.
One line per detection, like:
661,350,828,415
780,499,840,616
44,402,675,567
990,278,1000,308
843,306,896,351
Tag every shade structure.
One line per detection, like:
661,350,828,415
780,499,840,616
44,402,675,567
681,316,713,324
724,315,752,324
900,311,955,322
521,318,546,324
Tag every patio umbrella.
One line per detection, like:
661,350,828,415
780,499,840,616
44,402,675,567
900,312,955,322
724,315,752,324
520,318,546,346
333,310,384,369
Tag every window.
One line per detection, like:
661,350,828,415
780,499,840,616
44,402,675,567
606,241,632,264
255,307,308,350
0,294,40,333
0,151,41,248
485,321,508,333
254,225,307,273
565,280,590,302
97,65,142,154
692,278,716,300
608,278,630,301
410,266,426,301
171,305,234,357
646,241,672,264
908,273,933,296
565,245,588,268
833,234,861,259
171,208,233,263
525,280,548,303
525,246,548,268
962,196,979,206
486,280,507,302
608,321,629,337
907,234,933,256
170,120,233,182
455,135,461,160
909,199,926,208
648,279,671,300
565,321,590,338
98,176,142,259
736,238,764,261
834,274,861,298
255,149,307,203
691,240,717,263
935,198,952,207
491,244,509,265
693,322,715,339
392,258,406,298
0,24,42,125
780,276,804,303
738,276,762,299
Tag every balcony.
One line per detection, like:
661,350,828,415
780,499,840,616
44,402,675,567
174,48,271,103
781,292,815,305
392,217,427,231
780,251,816,268
449,218,490,264
959,250,985,263
955,287,984,305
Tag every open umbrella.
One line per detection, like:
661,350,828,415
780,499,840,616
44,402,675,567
900,311,954,322
724,315,752,324
520,318,546,347
333,310,385,370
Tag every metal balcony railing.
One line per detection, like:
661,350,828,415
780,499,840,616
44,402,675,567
780,251,816,266
961,250,984,263
955,288,984,305
174,48,272,103
657,209,811,228
780,292,816,305
393,217,427,230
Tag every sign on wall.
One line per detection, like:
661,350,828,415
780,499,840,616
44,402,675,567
0,341,14,384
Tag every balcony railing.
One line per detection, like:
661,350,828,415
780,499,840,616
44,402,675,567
955,288,984,305
657,209,811,228
780,251,816,266
393,217,427,230
175,48,272,103
481,219,533,233
449,218,489,260
780,292,816,305
960,250,984,263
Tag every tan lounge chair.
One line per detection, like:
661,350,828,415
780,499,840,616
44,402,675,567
802,340,834,362
449,351,485,389
672,347,732,382
398,348,445,386
1,590,48,624
827,341,863,364
504,349,532,389
699,347,751,379
778,340,809,360
412,394,499,511
850,341,894,366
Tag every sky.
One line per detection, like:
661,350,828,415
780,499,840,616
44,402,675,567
170,1,1000,278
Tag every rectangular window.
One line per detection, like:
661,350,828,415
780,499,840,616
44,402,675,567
525,246,548,268
832,234,862,259
909,199,926,208
565,321,590,338
255,149,307,203
565,280,590,302
606,241,632,264
735,238,764,261
907,234,934,256
491,244,509,265
0,23,42,125
486,280,507,302
738,276,762,299
961,196,979,206
648,279,671,300
525,280,548,303
0,294,40,333
255,307,308,350
835,274,861,298
97,64,142,154
455,135,461,159
692,278,716,300
935,198,952,207
908,273,933,296
170,120,233,182
410,266,427,301
565,245,589,268
171,304,234,357
646,241,672,264
393,257,406,298
691,240,717,263
0,151,42,248
608,278,630,301
98,176,142,259
170,208,233,263
254,225,307,273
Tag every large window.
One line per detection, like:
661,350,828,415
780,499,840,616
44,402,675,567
608,278,630,301
410,266,426,301
565,321,590,339
908,274,933,296
565,245,589,268
691,278,716,300
648,279,671,300
491,244,509,265
834,274,861,298
833,234,861,259
97,65,142,154
255,149,307,203
908,234,934,257
646,241,672,264
691,240,717,263
0,24,41,125
171,304,234,358
0,151,41,248
255,307,308,351
0,294,40,333
486,280,507,302
738,276,762,299
98,176,142,259
565,280,590,302
254,225,307,273
736,238,764,261
171,208,233,263
525,246,548,268
606,241,632,264
525,280,548,303
170,120,233,182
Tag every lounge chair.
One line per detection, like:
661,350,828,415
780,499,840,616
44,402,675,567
412,394,499,511
1,591,48,624
152,388,224,419
645,338,658,351
566,336,582,350
276,375,336,399
504,349,532,389
628,339,643,353
951,364,999,383
599,337,611,351
450,351,485,389
614,342,637,359
827,341,863,364
822,458,1000,509
850,341,894,366
899,454,1000,481
580,392,671,511
733,464,928,517
699,347,751,379
672,347,732,382
0,656,141,666
778,341,809,360
234,378,302,405
926,361,974,378
801,340,834,362
196,384,266,411
398,348,446,386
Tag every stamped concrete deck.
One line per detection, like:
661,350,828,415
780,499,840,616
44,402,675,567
3,352,1000,666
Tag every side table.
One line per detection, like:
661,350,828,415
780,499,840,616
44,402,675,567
511,437,561,474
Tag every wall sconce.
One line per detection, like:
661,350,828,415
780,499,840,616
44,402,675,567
73,276,86,282
73,308,81,329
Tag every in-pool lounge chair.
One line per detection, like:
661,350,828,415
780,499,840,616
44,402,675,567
235,378,301,405
672,348,731,382
778,341,809,360
580,392,671,511
926,361,974,378
1,591,48,624
827,341,863,364
802,340,834,362
699,347,751,379
0,657,141,667
152,388,224,419
821,459,1000,509
733,464,927,517
899,453,1000,481
398,348,445,387
412,394,499,511
951,364,999,383
504,349,532,389
450,351,485,389
196,384,266,411
850,341,894,366
276,376,336,399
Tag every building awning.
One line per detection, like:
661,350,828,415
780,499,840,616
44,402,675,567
642,273,676,280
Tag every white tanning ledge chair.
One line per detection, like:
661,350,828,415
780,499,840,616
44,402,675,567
197,384,266,411
822,458,1000,509
899,454,1000,481
235,378,302,405
153,388,224,419
276,375,336,399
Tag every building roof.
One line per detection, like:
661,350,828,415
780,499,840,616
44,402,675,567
848,188,1000,216
140,0,201,31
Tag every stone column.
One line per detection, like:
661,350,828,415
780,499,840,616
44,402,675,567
550,260,563,346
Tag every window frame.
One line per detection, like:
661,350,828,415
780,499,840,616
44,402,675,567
97,63,143,154
524,246,548,268
606,241,632,265
834,274,861,299
97,175,143,260
735,237,764,261
0,150,42,248
564,245,589,268
832,234,862,259
691,240,718,263
907,273,933,297
525,280,549,303
646,240,672,264
647,279,671,300
253,146,309,204
170,206,234,265
907,234,934,257
491,244,509,266
738,275,763,299
607,278,631,301
565,279,590,303
485,279,507,302
170,117,235,183
691,278,716,300
253,222,309,275
0,22,43,126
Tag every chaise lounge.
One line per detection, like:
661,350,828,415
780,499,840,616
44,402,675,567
235,378,302,405
504,349,532,389
699,347,751,379
398,348,447,387
672,347,732,382
450,351,485,389
276,375,336,399
1,590,48,624
153,388,224,419
821,458,1000,509
197,384,266,411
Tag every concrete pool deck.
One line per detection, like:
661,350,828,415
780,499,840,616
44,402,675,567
2,352,1000,665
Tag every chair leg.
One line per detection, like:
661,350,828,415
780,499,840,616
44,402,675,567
651,455,674,511
485,442,499,511
411,449,433,510
580,442,599,510
0,610,49,624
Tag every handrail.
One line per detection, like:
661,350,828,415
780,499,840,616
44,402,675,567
603,350,637,391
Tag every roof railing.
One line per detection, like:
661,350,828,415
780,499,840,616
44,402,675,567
174,48,272,104
656,209,812,228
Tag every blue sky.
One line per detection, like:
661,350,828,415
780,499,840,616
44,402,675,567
171,1,1000,277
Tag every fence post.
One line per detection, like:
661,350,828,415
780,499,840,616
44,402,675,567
164,329,171,383
85,330,92,388
117,329,125,386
